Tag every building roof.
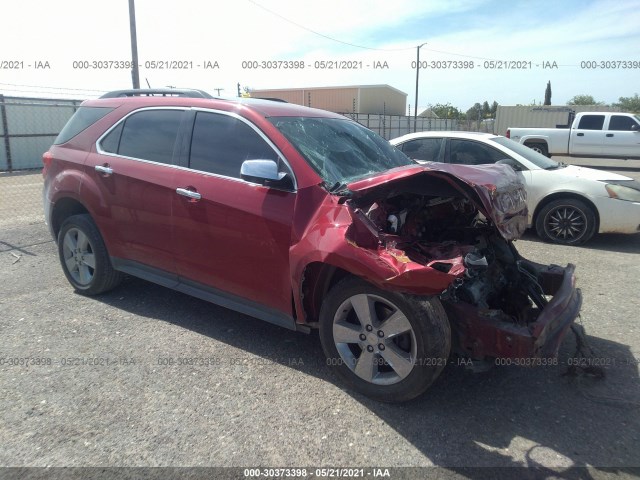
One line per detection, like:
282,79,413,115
250,84,408,96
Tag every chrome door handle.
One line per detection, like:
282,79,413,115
176,188,202,200
95,165,113,175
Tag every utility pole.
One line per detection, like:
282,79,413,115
213,88,224,96
414,42,427,133
128,0,140,89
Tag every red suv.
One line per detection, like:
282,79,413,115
43,89,582,402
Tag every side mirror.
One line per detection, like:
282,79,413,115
631,123,639,131
496,158,524,172
240,159,293,189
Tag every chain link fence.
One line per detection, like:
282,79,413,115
340,112,495,139
0,95,81,227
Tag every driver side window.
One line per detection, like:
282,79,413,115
449,139,505,165
189,112,280,179
400,138,443,162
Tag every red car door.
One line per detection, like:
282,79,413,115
84,108,186,275
171,110,296,317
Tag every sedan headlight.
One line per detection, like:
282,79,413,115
606,184,640,202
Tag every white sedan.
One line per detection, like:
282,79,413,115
390,131,640,245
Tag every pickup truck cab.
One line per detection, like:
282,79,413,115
507,112,640,159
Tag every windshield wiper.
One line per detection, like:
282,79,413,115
326,181,350,195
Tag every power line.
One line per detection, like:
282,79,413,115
245,1,569,65
245,0,417,52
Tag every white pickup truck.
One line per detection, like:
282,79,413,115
507,112,640,159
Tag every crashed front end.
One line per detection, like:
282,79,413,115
334,163,581,361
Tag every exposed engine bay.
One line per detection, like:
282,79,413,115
348,191,548,328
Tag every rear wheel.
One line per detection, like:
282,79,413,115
525,142,549,157
319,277,450,402
58,214,124,295
535,198,596,245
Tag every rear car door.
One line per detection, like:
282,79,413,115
85,108,186,275
571,114,605,156
171,109,296,319
604,115,640,158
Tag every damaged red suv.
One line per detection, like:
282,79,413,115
43,89,582,402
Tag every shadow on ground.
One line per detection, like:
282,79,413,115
95,276,640,476
521,230,640,254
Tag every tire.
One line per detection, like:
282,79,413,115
525,142,548,157
535,198,597,245
57,214,124,295
319,276,450,403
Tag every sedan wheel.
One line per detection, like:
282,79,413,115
535,198,596,245
320,277,450,402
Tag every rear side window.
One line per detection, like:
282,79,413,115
577,115,605,130
54,107,113,145
101,109,184,164
399,138,443,162
189,112,278,178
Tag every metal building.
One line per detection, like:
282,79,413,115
248,84,407,115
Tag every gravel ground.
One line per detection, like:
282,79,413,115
1,164,639,478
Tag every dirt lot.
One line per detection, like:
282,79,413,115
1,161,639,478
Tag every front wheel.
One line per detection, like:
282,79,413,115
319,277,450,403
58,214,124,295
535,198,597,245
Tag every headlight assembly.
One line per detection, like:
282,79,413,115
605,184,640,202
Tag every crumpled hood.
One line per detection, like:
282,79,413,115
347,163,528,241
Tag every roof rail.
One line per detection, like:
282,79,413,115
100,88,214,99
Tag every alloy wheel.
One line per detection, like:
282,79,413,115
332,293,417,385
543,205,587,242
62,227,96,286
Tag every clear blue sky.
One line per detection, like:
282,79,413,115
2,0,638,112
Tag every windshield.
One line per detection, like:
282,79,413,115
269,117,413,186
490,136,559,169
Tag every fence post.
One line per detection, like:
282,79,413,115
0,95,12,172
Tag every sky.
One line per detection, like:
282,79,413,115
1,0,639,113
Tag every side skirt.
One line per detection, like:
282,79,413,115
111,257,297,331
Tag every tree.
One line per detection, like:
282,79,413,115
429,103,463,119
482,101,491,118
466,102,483,118
567,94,604,106
544,81,552,105
613,93,640,112
490,101,499,116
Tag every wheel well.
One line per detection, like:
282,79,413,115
51,198,90,239
532,193,600,231
524,139,548,148
301,263,352,324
